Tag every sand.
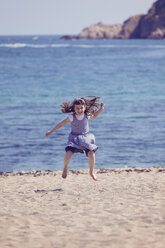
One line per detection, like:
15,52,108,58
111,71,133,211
0,167,165,248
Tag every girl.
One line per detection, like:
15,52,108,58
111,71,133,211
46,96,104,181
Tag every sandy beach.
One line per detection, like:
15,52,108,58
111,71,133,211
0,167,165,248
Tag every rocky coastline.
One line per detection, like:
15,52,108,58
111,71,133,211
61,0,165,40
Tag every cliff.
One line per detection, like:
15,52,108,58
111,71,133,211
77,22,122,39
118,15,145,39
61,0,165,39
138,0,165,38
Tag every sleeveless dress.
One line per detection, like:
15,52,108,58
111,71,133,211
65,113,98,156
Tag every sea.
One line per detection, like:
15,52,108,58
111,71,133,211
0,35,165,172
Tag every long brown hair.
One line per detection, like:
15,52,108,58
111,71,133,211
59,96,101,115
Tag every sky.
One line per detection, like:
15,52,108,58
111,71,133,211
0,0,155,35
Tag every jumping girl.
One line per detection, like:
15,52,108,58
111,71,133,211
45,96,104,181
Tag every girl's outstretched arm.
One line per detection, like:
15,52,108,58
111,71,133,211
45,117,70,136
91,103,104,119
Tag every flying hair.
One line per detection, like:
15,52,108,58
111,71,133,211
59,96,101,115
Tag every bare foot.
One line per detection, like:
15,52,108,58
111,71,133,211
62,169,67,179
90,172,98,181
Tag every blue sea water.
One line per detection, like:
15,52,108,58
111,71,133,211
0,35,165,172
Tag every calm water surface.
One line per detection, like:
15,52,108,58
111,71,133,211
0,36,165,172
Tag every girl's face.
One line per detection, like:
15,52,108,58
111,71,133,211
74,104,86,115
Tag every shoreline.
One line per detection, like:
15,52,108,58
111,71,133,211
1,167,165,177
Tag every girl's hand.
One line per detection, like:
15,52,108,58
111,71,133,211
45,117,70,137
100,103,105,110
45,131,52,136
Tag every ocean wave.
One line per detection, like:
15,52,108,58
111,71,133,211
0,43,116,48
0,43,165,49
0,43,50,48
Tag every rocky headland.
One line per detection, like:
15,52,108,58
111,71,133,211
61,0,165,39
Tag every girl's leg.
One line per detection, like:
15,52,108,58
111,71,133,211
62,151,73,179
88,150,98,181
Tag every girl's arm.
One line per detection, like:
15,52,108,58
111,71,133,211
45,117,70,136
91,103,104,119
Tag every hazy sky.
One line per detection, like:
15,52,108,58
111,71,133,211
0,0,155,35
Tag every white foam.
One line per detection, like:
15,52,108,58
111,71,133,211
0,43,70,48
0,43,50,48
51,44,70,48
0,43,165,49
0,43,27,48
